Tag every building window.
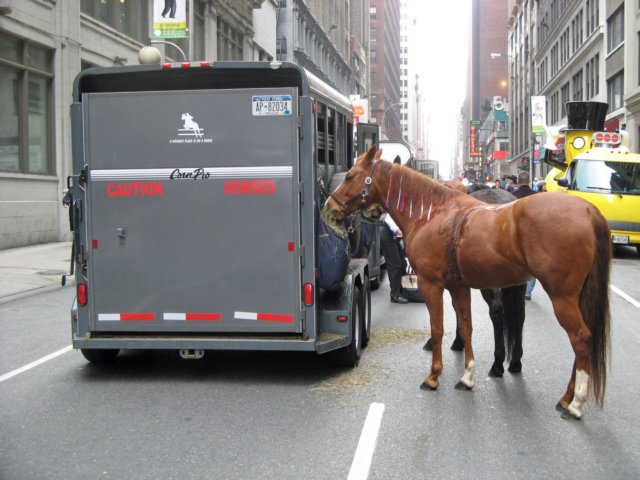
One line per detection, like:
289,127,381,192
586,0,599,35
81,0,147,42
572,70,583,101
607,7,624,53
217,18,243,60
0,33,54,174
585,53,599,98
607,72,624,110
561,83,570,118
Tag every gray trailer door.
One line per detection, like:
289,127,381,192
84,88,301,333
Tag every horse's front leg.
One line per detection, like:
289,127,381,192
418,282,445,390
450,287,475,390
481,288,505,377
503,283,526,374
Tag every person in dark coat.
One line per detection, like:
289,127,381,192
513,171,537,299
380,214,409,304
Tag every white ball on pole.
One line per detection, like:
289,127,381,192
138,46,162,64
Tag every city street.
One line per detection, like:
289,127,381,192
1,248,639,480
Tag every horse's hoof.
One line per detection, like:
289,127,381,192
423,339,433,351
420,380,438,391
560,408,582,421
454,380,473,390
508,361,522,373
555,401,569,414
488,365,504,378
450,339,464,352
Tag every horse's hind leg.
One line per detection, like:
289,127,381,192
550,296,592,419
556,360,576,416
450,287,475,390
481,288,505,377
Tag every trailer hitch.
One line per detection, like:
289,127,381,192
179,349,205,360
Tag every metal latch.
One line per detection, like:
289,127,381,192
117,227,126,244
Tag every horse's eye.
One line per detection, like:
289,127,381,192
345,175,353,181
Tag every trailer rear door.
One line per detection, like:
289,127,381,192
84,88,302,334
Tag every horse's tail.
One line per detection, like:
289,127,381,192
581,213,612,407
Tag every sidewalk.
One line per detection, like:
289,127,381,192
0,241,74,305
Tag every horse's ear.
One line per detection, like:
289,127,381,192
374,148,383,160
359,144,377,167
393,155,401,165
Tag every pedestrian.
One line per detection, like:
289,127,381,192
161,0,177,18
494,179,503,189
537,180,547,192
380,213,409,304
513,170,537,300
505,174,517,192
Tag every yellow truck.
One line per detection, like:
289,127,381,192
544,101,640,255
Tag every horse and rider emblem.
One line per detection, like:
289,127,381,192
179,113,203,138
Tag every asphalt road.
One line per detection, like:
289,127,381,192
1,247,639,479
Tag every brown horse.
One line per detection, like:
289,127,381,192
324,146,611,419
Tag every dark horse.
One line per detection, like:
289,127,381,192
325,146,611,419
425,185,526,378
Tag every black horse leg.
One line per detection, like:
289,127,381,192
481,288,505,377
502,284,527,373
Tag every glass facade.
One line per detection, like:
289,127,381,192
81,0,148,42
0,33,53,174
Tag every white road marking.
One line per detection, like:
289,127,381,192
348,402,385,480
611,284,640,308
0,345,72,383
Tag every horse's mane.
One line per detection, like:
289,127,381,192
386,163,464,206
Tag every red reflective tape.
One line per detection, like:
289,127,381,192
186,313,221,321
120,313,155,321
92,239,99,249
257,313,294,323
288,242,295,252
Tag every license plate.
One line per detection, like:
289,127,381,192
252,95,292,116
612,235,629,244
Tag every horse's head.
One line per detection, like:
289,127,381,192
324,145,381,222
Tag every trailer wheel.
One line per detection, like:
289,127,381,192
361,275,372,348
332,287,362,367
81,348,120,363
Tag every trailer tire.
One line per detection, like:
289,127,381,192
332,287,362,367
81,348,120,363
361,275,372,348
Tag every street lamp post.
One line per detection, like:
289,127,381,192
150,40,188,62
380,102,403,140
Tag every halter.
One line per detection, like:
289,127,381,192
330,160,379,214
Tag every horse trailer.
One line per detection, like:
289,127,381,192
66,61,376,366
